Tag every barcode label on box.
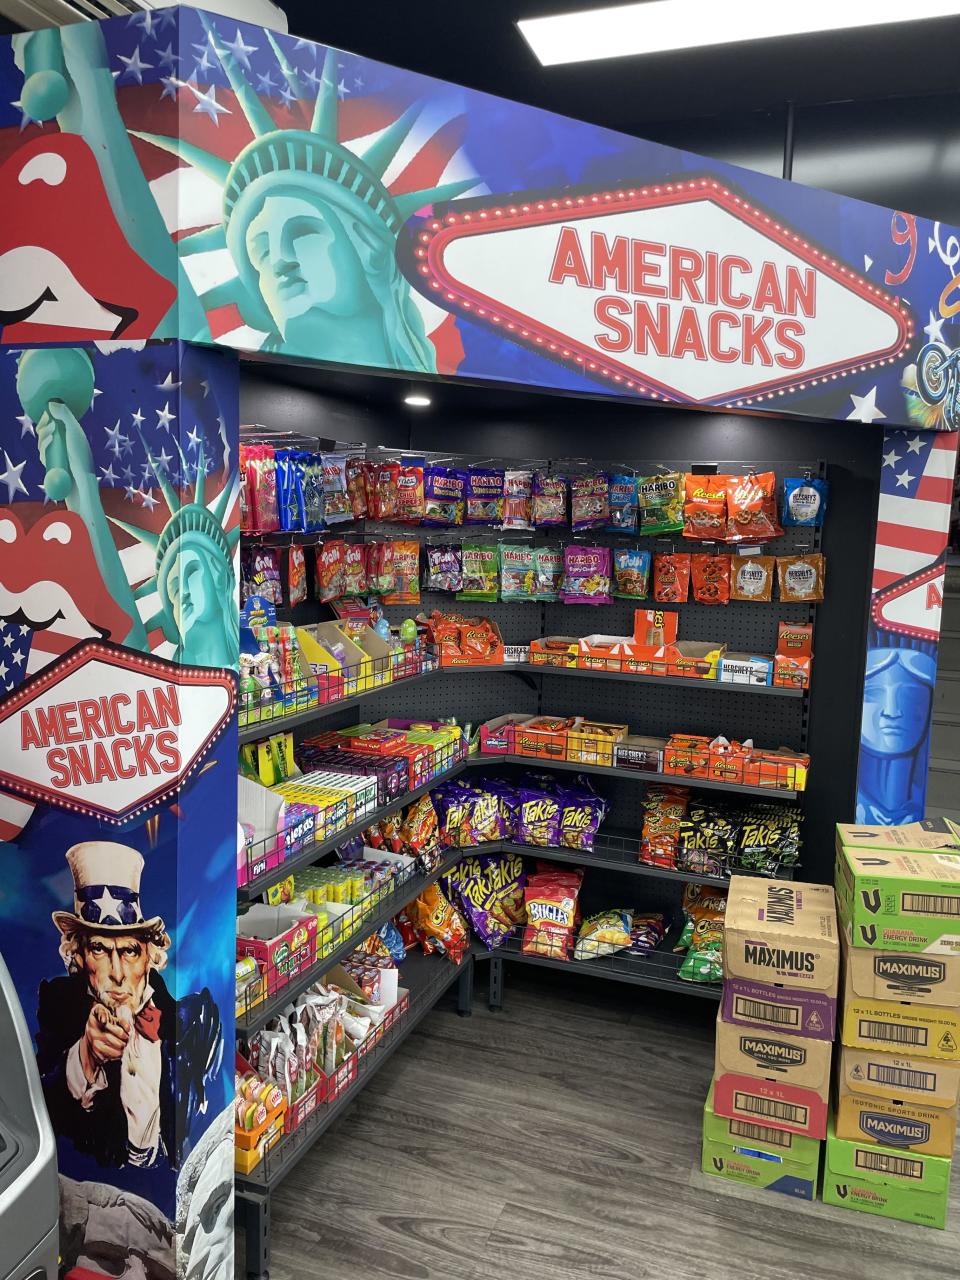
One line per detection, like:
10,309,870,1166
867,1063,936,1092
855,1149,923,1180
858,1020,928,1047
733,996,800,1028
901,892,960,918
733,1092,809,1127
729,1117,792,1148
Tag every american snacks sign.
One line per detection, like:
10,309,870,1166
417,180,914,407
0,641,236,822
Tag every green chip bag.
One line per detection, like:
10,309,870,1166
637,471,684,535
457,543,499,601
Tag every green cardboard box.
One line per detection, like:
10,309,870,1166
835,837,960,954
701,1082,820,1201
822,1116,952,1229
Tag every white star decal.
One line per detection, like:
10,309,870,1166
846,386,886,424
337,77,350,98
118,45,153,85
895,469,915,490
17,412,34,438
159,76,178,102
906,434,925,455
105,419,124,454
156,372,182,392
0,618,6,629
129,8,158,37
188,82,230,124
90,887,125,924
279,84,296,108
139,489,160,513
18,625,28,636
187,426,202,451
156,446,174,471
256,69,277,96
0,663,8,682
354,75,365,90
200,379,211,398
100,463,119,485
11,648,23,667
224,27,258,70
156,42,179,72
131,407,145,429
194,47,215,75
121,465,135,482
124,484,139,502
2,633,12,648
863,254,873,272
0,450,28,501
120,435,134,457
301,66,321,90
156,402,176,432
924,311,947,344
882,448,902,468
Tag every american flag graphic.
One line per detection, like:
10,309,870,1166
872,427,958,593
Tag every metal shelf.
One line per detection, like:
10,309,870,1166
236,848,465,1038
236,949,466,1192
494,932,722,1000
514,663,805,696
237,760,470,903
463,754,800,801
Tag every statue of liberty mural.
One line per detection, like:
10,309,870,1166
12,15,473,368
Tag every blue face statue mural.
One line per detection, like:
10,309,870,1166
857,640,937,825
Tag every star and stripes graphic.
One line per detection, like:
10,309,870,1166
872,427,958,593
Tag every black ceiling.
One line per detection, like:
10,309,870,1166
283,0,960,128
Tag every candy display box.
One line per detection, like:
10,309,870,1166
701,1083,820,1201
822,1116,952,1228
719,653,774,686
614,734,667,773
713,1013,831,1140
514,715,578,762
566,720,628,767
237,774,285,888
479,713,533,755
773,621,814,690
236,905,319,996
528,636,579,668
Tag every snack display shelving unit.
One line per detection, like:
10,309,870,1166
235,443,818,1274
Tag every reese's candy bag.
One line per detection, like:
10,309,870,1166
691,554,731,604
683,474,727,539
653,552,690,603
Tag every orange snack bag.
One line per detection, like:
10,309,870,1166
683,475,727,539
725,472,780,541
653,552,691,603
691,554,731,605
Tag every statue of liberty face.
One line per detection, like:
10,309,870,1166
164,538,231,665
244,193,374,340
861,655,933,756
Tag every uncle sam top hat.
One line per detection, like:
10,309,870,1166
52,842,165,937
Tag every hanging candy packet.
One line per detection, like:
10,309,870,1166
301,453,326,532
499,544,536,601
424,544,463,592
241,545,282,605
275,449,304,532
606,474,638,533
396,461,425,524
683,474,727,539
531,472,567,526
570,473,610,530
315,541,346,602
342,542,367,597
244,443,280,532
725,471,780,541
288,545,307,606
782,476,828,526
457,543,499,601
561,544,612,604
321,453,353,525
691,554,731,605
532,546,563,601
345,455,367,519
730,555,775,602
465,468,505,524
382,541,421,605
502,470,533,530
653,552,691,603
636,472,684,535
613,547,651,599
777,552,825,601
369,461,400,521
423,465,466,526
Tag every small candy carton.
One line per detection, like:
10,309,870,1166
236,905,319,999
719,653,774,686
773,621,813,690
514,715,579,762
528,636,580,668
614,734,666,773
663,732,711,779
701,1081,820,1201
566,719,628,767
480,713,533,755
822,1115,951,1228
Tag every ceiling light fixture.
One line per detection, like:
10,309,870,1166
518,0,960,66
404,393,432,407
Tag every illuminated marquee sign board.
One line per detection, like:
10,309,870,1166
416,179,914,408
0,641,236,823
871,559,945,643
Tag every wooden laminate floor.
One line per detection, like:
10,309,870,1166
252,967,960,1280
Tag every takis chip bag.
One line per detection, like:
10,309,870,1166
465,468,505,524
424,544,463,593
561,544,612,604
517,788,561,848
502,470,533,530
730,555,774,602
683,475,727,539
570,473,610,530
457,544,499,601
606,474,638,534
653,552,691,603
423,465,466,526
499,544,536,601
691,554,731,605
613,547,651,599
574,909,633,960
531,472,567,527
782,476,828,527
557,786,606,851
637,472,684,535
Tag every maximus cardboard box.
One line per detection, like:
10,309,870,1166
835,838,960,955
713,1012,830,1139
822,1116,952,1229
722,876,839,1041
835,1046,959,1158
842,925,960,1008
701,1082,820,1202
840,933,960,1061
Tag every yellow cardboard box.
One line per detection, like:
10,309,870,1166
841,934,960,1060
835,1046,959,1157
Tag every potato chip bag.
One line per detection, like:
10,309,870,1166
574,909,633,960
679,913,725,983
730,555,775,601
411,883,469,964
521,867,582,960
517,788,561,847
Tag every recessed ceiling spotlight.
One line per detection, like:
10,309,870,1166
404,393,432,407
518,0,960,66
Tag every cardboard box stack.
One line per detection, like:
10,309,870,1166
702,875,839,1201
828,821,960,1229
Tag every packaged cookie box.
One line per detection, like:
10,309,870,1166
822,1116,952,1228
614,734,666,773
514,715,579,762
701,1082,820,1202
528,636,580,668
566,720,628,767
